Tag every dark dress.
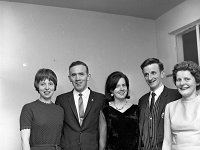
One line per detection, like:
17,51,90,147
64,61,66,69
20,100,64,150
103,103,139,150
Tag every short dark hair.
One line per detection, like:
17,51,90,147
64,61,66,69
140,58,164,72
34,68,57,92
172,61,200,90
69,61,89,74
105,71,130,102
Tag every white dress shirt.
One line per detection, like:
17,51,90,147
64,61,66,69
73,88,90,119
149,84,164,106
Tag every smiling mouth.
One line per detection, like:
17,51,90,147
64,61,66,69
180,87,189,90
44,91,51,94
118,92,126,95
75,82,82,86
148,80,156,84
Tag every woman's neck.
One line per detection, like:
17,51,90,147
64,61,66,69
182,92,197,101
39,98,52,104
113,98,127,111
114,98,126,104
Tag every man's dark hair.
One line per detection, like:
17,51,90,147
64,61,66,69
140,58,164,72
69,61,89,74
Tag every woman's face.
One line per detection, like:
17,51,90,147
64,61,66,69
176,70,197,99
112,78,128,101
39,78,55,101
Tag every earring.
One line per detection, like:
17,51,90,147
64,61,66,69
111,93,114,97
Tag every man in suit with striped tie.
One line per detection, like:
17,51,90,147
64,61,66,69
56,61,106,150
138,58,181,150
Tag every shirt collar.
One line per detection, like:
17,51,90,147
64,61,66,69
151,84,164,97
73,87,90,97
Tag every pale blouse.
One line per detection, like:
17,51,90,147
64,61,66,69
165,95,200,150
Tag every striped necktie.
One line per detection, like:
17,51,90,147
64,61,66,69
150,92,156,112
78,93,84,125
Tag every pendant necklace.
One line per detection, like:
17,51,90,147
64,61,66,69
114,100,127,110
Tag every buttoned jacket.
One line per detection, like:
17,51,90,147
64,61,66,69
55,89,105,150
138,86,181,150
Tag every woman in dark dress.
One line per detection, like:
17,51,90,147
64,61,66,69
20,68,64,150
103,71,139,150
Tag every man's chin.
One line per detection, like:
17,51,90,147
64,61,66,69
75,87,83,92
149,85,156,91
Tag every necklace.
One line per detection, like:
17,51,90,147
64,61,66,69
114,100,127,110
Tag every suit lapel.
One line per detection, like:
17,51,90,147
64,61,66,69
84,90,95,119
157,86,168,126
139,93,151,147
140,93,150,131
68,90,79,121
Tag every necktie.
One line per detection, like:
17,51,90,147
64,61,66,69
78,93,84,125
150,92,156,112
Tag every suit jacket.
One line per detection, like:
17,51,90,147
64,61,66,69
55,89,105,150
138,86,181,150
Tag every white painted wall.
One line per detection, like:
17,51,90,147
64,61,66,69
156,0,200,87
0,1,157,149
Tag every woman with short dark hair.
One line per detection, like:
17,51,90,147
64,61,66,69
20,68,64,150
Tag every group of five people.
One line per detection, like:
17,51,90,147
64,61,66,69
20,58,200,150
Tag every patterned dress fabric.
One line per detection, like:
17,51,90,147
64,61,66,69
103,104,139,150
20,100,64,150
165,95,200,150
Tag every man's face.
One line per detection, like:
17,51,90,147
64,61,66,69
68,64,90,93
142,63,164,91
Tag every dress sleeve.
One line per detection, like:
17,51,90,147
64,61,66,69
20,104,33,130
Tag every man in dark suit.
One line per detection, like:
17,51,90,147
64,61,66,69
56,61,106,150
138,58,181,150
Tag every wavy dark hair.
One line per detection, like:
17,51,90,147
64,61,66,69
172,61,200,90
105,71,130,102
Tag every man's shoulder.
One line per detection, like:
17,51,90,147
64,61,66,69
56,91,73,103
138,92,149,105
139,92,149,99
91,90,105,97
164,86,180,95
55,91,73,105
90,90,105,104
57,91,73,98
163,86,181,101
164,86,176,91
